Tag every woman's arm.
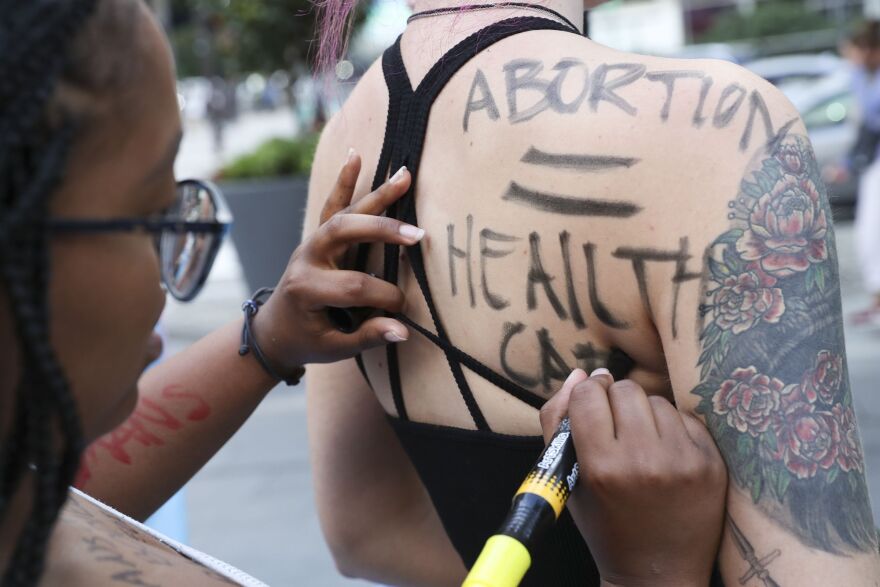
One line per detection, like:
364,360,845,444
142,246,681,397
76,154,422,521
75,319,276,521
655,98,880,583
297,117,465,585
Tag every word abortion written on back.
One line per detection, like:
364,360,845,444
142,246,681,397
462,58,797,154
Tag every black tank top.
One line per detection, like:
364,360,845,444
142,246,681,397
355,17,723,586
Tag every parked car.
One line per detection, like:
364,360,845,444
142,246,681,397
673,42,746,63
744,53,844,88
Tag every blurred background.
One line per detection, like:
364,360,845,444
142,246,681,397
136,0,880,584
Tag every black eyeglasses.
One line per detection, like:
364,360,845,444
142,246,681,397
49,179,233,302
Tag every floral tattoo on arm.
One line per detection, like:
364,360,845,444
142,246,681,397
692,135,877,554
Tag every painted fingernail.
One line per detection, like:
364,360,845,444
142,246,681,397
346,147,356,163
399,224,425,241
390,166,407,184
590,368,611,377
564,369,585,386
384,330,408,343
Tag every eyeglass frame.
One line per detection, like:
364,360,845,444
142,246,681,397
47,179,233,302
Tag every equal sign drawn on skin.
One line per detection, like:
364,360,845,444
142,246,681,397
520,147,639,172
503,147,642,217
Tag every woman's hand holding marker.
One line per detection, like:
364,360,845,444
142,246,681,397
540,369,728,587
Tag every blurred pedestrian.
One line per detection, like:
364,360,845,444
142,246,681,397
207,76,229,153
844,20,880,325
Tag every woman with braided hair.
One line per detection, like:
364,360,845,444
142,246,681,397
0,0,426,584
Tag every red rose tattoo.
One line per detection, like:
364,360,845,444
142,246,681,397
736,174,828,277
774,404,841,480
712,367,785,436
712,270,785,334
775,144,805,175
833,405,864,474
801,351,844,405
693,136,875,554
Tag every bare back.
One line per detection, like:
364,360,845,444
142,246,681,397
310,26,791,434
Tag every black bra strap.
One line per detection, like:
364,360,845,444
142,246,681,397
393,19,573,413
382,45,413,420
379,34,488,427
365,17,580,427
353,47,410,402
400,17,576,193
394,313,544,410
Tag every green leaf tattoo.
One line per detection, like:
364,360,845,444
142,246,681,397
693,135,877,554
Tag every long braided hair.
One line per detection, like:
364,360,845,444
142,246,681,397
0,1,142,584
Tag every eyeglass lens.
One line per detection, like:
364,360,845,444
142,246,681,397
160,182,219,300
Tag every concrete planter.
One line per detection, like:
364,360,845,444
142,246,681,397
219,176,308,293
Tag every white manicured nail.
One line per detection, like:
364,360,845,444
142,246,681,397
384,330,407,343
390,166,407,184
346,147,356,163
399,224,425,241
590,368,611,377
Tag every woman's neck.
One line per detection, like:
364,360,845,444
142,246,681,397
402,0,583,85
409,0,583,31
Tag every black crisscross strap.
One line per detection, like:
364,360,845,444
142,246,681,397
354,17,580,431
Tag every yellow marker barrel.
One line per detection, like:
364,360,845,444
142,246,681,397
462,418,578,587
462,535,531,587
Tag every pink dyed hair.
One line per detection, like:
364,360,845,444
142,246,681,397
314,0,360,74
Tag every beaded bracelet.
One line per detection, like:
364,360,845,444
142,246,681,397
239,288,305,386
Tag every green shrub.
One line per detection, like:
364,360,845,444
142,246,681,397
698,2,830,43
219,133,319,179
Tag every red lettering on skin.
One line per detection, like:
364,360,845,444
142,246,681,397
75,449,96,487
74,386,211,488
133,397,183,431
161,385,210,421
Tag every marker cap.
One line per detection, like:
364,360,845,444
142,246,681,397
462,534,531,587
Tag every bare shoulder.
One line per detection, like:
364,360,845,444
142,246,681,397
311,59,385,177
619,50,802,157
659,54,799,129
40,492,242,586
567,50,810,230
